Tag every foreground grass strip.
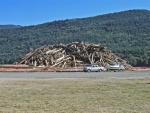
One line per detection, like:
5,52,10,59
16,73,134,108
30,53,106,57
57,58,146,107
0,78,150,113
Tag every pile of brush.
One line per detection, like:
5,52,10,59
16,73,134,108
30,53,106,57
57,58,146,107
17,42,130,68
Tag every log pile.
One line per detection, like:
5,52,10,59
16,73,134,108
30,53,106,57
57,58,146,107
17,42,131,68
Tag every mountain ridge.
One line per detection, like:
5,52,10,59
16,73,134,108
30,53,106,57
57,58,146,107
0,24,22,29
0,9,150,66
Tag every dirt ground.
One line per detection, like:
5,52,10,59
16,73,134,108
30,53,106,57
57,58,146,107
0,71,150,79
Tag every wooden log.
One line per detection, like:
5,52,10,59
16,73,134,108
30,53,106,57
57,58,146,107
72,55,76,67
55,55,65,63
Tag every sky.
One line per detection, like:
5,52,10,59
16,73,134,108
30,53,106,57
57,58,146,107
0,0,150,26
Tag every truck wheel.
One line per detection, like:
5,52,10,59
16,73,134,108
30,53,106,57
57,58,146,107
120,69,123,72
88,69,91,72
98,69,102,72
114,70,119,72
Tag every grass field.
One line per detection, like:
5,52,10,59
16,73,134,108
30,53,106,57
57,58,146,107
0,77,150,113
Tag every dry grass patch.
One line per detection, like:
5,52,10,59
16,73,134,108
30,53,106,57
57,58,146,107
0,78,150,113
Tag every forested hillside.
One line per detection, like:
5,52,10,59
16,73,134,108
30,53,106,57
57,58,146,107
0,9,150,66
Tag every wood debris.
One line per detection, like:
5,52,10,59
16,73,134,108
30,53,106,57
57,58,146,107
17,42,131,68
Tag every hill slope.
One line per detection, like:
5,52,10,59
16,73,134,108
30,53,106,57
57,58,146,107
0,9,150,66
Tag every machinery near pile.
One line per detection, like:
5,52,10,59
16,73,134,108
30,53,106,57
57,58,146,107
106,62,125,72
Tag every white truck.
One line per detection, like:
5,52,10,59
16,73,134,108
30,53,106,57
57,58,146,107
106,62,125,72
83,64,105,72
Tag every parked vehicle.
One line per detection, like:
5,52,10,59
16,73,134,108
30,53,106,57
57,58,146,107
83,64,105,72
106,62,125,72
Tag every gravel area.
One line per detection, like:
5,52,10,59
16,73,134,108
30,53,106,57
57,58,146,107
0,71,150,79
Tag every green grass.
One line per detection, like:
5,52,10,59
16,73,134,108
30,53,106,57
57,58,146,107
0,78,150,113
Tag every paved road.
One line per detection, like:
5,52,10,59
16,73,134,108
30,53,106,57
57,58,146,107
0,71,150,79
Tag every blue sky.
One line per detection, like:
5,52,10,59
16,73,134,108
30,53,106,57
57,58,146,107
0,0,150,26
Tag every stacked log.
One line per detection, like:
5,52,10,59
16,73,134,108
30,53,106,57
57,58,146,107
17,42,131,68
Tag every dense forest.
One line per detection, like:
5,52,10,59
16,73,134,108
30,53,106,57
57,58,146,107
0,9,150,66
